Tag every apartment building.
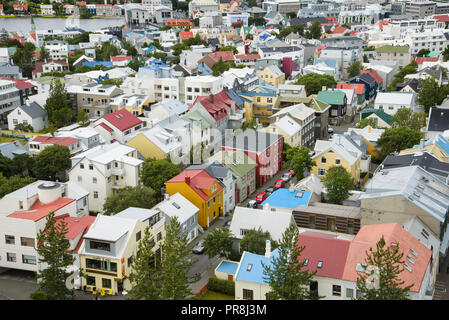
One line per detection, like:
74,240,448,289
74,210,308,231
184,75,224,105
404,29,449,55
405,1,436,18
0,79,21,127
44,40,68,60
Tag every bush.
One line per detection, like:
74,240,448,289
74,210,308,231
228,249,242,262
208,277,235,296
30,291,48,300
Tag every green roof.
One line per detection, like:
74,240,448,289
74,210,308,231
427,51,439,58
296,97,330,112
207,150,257,177
180,111,212,130
361,108,393,125
375,45,410,53
317,90,346,105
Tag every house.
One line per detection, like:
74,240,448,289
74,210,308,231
400,134,449,163
349,73,377,101
187,161,236,215
237,91,278,125
256,65,285,87
110,55,132,67
296,97,330,140
425,107,449,140
152,193,199,244
267,103,316,148
373,92,416,116
0,141,27,160
347,126,385,158
0,62,22,79
165,168,224,228
222,130,283,185
360,108,393,129
262,187,312,210
32,60,69,79
0,77,38,105
336,83,365,107
40,4,55,16
93,109,144,144
0,79,21,127
7,102,48,132
44,40,69,60
317,90,347,119
374,45,411,69
55,126,101,151
360,165,449,257
69,142,143,212
398,79,421,94
79,213,164,295
28,135,82,156
338,88,357,117
206,150,257,203
198,51,235,75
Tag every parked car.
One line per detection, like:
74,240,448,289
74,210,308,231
328,127,334,134
224,220,232,228
288,169,295,177
274,179,285,189
281,172,292,183
192,240,205,254
247,200,258,208
255,192,268,204
265,186,275,195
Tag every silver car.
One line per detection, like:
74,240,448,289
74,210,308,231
192,240,205,254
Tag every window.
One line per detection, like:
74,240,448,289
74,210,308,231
356,290,362,299
89,164,93,170
136,231,141,241
213,211,216,218
102,278,112,289
21,237,34,247
335,159,341,165
78,176,82,182
22,254,37,265
318,168,326,176
332,285,341,296
327,218,336,231
157,232,162,241
86,259,117,272
86,276,96,286
5,235,15,245
321,156,326,163
243,289,254,300
309,216,315,229
92,177,97,184
80,163,84,169
19,201,23,209
303,258,309,266
213,196,216,204
346,288,354,299
317,261,323,269
6,252,16,262
89,241,111,252
127,256,133,267
94,191,98,199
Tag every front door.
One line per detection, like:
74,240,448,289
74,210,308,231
310,281,318,299
117,280,123,293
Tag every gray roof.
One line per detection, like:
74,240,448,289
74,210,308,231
187,161,235,187
260,46,302,53
428,107,449,132
0,141,27,159
223,129,283,153
17,102,47,119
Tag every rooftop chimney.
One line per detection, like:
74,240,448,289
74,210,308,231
164,193,170,200
209,94,214,103
265,239,271,258
185,176,190,184
420,138,425,149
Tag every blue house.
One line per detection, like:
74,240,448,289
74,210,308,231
262,188,312,209
349,73,377,101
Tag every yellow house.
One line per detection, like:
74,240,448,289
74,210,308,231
256,65,285,87
165,169,224,228
111,96,151,116
238,91,278,125
400,134,449,162
79,212,165,295
312,140,362,183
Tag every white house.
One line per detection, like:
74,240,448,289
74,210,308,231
7,102,48,132
68,142,143,213
28,135,83,156
374,92,416,115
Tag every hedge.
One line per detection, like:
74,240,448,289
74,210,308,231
208,277,235,296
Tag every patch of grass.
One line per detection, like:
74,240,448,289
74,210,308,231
0,136,27,145
199,290,234,300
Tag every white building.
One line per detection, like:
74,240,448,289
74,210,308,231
184,75,224,105
404,29,449,55
0,79,21,127
28,135,83,156
44,40,68,60
374,92,417,115
69,142,143,213
7,102,48,132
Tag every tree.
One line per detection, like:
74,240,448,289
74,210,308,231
14,123,34,132
95,42,120,61
0,153,16,177
203,227,234,259
392,108,426,131
45,78,74,128
141,158,181,196
295,73,337,95
443,46,449,62
128,58,144,72
35,211,75,300
126,227,162,300
32,145,71,181
387,62,417,92
416,48,430,57
306,20,322,39
39,44,50,62
347,60,362,78
220,46,238,54
76,109,90,127
0,173,35,198
103,186,157,215
322,166,354,204
355,118,378,129
376,127,423,159
240,228,277,255
417,77,443,113
160,217,196,300
211,57,236,76
262,222,317,300
356,235,412,300
12,42,35,78
12,153,35,177
286,146,316,180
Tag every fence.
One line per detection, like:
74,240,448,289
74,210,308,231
195,282,209,298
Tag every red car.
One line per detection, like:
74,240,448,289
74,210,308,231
288,170,295,177
274,179,285,189
255,192,268,204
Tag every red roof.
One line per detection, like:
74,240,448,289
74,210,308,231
332,26,348,34
34,60,69,74
8,36,25,45
96,122,114,132
336,83,365,95
13,4,28,10
360,69,382,85
0,5,3,9
165,19,191,26
111,55,132,62
297,231,351,279
235,54,261,60
166,169,223,201
99,108,142,132
54,214,96,240
191,90,237,122
435,15,449,22
314,45,326,54
8,198,76,222
325,17,337,22
180,31,194,41
0,77,36,90
29,32,37,41
208,51,235,62
32,135,80,147
377,20,390,30
416,57,439,64
76,1,87,6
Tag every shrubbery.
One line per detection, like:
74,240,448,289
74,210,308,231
208,277,235,296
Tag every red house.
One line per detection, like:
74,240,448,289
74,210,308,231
222,130,283,185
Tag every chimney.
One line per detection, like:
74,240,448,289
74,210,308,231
164,193,170,200
185,176,190,184
289,183,294,192
265,240,271,258
209,94,214,103
420,138,424,149
322,86,327,91
263,203,270,211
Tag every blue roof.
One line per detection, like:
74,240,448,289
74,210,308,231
226,89,245,107
420,134,449,156
315,59,337,68
236,90,277,97
235,248,279,284
82,61,113,68
216,261,239,275
262,188,311,209
0,141,27,159
259,34,269,41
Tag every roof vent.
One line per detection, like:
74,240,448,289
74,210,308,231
404,262,413,272
410,248,418,257
172,202,180,209
247,264,253,272
304,258,309,266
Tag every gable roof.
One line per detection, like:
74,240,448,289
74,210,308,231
0,141,27,159
317,90,346,105
336,82,365,95
235,248,280,284
166,169,223,201
360,69,382,85
7,198,76,222
191,90,236,122
16,102,47,119
179,31,194,41
206,150,257,177
31,135,80,147
361,108,393,125
223,129,282,153
351,72,376,85
98,108,142,132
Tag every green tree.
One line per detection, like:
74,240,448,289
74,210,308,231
160,217,196,300
355,118,378,129
103,186,157,215
141,158,181,197
392,108,427,131
127,58,144,72
35,211,75,300
322,166,355,204
286,146,316,180
32,145,71,181
240,228,277,255
126,227,162,300
376,127,423,159
12,42,35,78
220,46,238,54
14,123,34,132
212,57,236,76
45,78,75,128
347,60,363,78
417,77,444,113
416,48,430,57
443,46,449,62
95,41,120,61
306,20,322,39
387,62,417,92
0,173,35,198
295,73,337,95
262,222,317,300
12,153,35,177
356,235,412,300
76,109,90,127
204,227,234,259
39,44,50,62
0,153,16,177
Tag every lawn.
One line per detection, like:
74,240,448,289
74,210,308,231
199,290,235,300
0,136,27,145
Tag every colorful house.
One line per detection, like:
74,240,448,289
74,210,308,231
400,134,449,163
360,108,393,128
236,91,278,125
256,65,285,87
336,83,365,106
316,90,347,118
165,169,224,228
